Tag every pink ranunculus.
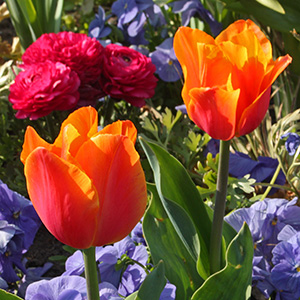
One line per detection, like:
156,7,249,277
21,32,104,85
9,61,80,120
99,44,158,107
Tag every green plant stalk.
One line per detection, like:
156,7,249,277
83,247,100,300
209,139,230,274
260,163,281,201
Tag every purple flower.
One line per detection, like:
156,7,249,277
228,152,285,194
18,262,53,298
170,0,222,36
281,132,300,156
144,4,166,29
150,38,182,82
0,180,41,249
160,282,176,299
175,104,187,114
64,236,148,297
271,232,300,299
0,220,26,283
112,0,139,27
203,138,220,158
99,282,122,300
131,220,146,246
225,198,300,298
89,6,112,40
25,275,87,300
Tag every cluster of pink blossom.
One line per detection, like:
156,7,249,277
9,32,157,120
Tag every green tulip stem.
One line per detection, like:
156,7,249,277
209,139,231,274
83,247,100,300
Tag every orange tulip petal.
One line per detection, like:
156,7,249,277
188,87,240,140
21,126,60,164
216,19,272,60
261,55,293,91
75,134,147,246
54,106,98,150
237,87,271,137
174,26,215,105
99,120,137,144
25,147,99,249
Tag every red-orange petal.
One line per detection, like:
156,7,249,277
21,126,59,164
99,120,137,144
188,86,240,140
53,106,98,150
174,26,215,105
24,147,99,249
75,134,147,246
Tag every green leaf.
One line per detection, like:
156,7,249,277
125,291,138,300
191,223,253,300
139,137,212,279
0,289,23,300
143,184,203,300
135,261,166,300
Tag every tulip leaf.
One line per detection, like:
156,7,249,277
143,183,203,300
191,222,253,300
139,137,212,279
0,289,23,300
124,291,138,300
135,261,166,300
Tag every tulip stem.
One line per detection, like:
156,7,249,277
83,247,100,300
209,139,230,274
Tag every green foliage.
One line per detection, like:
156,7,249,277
0,289,23,300
5,0,64,49
143,184,203,300
191,223,253,300
139,137,212,279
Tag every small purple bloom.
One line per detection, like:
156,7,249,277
281,132,300,156
25,275,87,300
99,282,122,300
127,12,147,38
175,104,187,114
160,282,176,299
89,6,112,39
150,38,182,82
131,220,146,246
203,138,220,158
0,180,41,249
271,232,300,299
144,4,166,29
171,0,222,36
228,152,285,194
0,220,26,283
112,0,139,28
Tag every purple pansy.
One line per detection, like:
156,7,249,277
0,220,26,283
271,232,300,299
64,236,148,297
0,180,41,249
170,0,222,36
131,220,146,246
25,275,87,300
99,282,122,300
150,38,182,82
281,132,300,156
228,152,285,194
112,0,139,28
89,6,112,40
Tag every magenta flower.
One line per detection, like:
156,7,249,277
99,43,157,107
9,61,80,119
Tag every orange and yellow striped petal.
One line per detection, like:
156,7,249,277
99,120,137,144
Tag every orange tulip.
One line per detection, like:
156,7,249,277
174,19,292,140
21,107,147,249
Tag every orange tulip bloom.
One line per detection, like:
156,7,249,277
21,107,147,249
174,19,292,140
